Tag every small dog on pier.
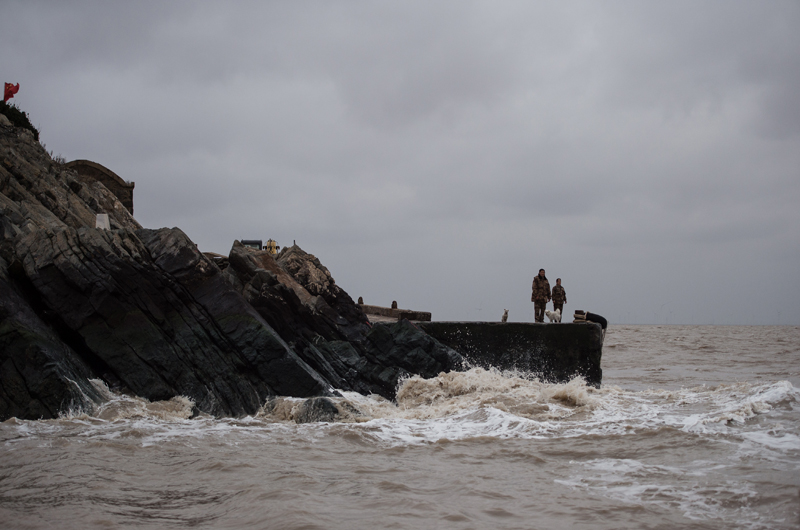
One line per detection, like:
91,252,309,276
501,309,509,322
545,309,561,323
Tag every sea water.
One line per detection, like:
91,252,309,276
1,325,798,529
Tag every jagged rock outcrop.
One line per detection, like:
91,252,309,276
223,242,463,398
225,241,370,346
277,245,369,342
0,111,464,420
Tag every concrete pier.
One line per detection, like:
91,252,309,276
418,321,604,386
361,304,432,322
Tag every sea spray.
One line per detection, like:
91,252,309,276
394,367,596,420
59,379,195,422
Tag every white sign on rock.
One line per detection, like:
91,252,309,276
95,213,110,230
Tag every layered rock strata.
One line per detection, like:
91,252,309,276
0,118,463,420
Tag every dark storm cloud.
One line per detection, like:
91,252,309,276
2,1,798,324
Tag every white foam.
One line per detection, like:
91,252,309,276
6,369,797,457
58,379,195,423
306,377,800,449
356,407,545,445
557,457,766,527
679,380,798,433
739,430,800,452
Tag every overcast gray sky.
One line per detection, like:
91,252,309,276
3,1,799,324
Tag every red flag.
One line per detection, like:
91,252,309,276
4,83,19,102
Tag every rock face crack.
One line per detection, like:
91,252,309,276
1,260,104,420
5,258,116,381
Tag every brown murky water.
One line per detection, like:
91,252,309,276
2,326,799,529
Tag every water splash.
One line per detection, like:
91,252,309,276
58,379,195,422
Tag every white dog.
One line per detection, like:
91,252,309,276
501,309,509,322
545,309,561,323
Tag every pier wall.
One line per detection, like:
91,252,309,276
418,322,603,386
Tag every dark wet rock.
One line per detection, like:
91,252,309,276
261,395,364,423
0,114,464,420
7,225,332,417
337,399,364,418
360,320,465,396
0,257,105,419
366,320,464,379
294,397,340,423
292,396,365,424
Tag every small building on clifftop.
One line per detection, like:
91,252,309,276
65,159,135,215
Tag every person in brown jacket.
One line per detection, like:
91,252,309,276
552,278,567,316
531,268,551,323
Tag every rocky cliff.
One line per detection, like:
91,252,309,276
0,112,463,420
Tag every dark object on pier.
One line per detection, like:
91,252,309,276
573,310,608,330
585,312,608,330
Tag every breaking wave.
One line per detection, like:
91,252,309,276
59,379,195,422
39,368,796,455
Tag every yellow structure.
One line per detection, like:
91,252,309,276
265,239,279,255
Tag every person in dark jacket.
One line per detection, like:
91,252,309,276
552,278,567,316
531,268,551,323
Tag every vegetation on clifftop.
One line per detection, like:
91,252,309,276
0,100,40,141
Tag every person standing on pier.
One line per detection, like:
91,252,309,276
552,278,567,317
531,268,551,323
